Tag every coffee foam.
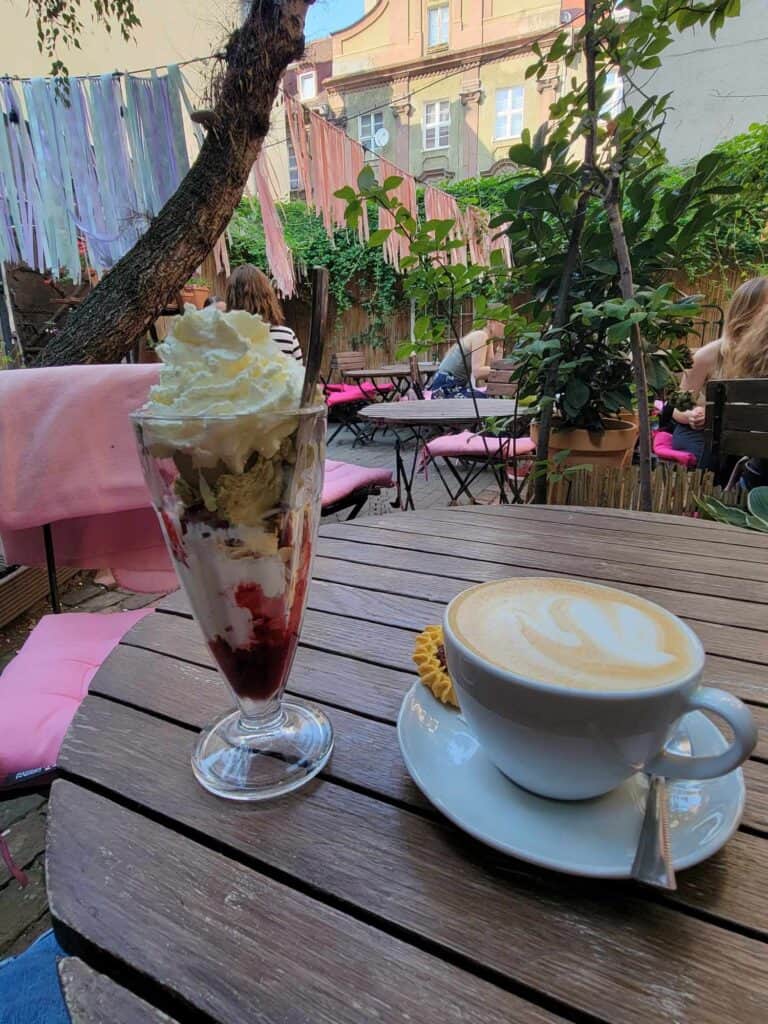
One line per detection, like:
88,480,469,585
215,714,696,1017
448,578,700,691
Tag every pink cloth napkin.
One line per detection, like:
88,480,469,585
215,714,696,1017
0,365,176,592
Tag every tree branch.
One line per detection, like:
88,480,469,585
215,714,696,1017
37,0,313,366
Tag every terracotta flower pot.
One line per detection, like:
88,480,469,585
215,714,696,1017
530,418,638,469
180,285,210,310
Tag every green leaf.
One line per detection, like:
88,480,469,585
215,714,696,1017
563,378,590,417
334,185,357,203
381,175,403,191
745,515,768,534
606,319,634,343
747,487,768,525
586,259,618,276
368,228,392,246
507,143,539,169
357,165,376,191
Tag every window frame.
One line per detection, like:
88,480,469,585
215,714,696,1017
494,86,525,141
423,99,451,151
427,3,450,49
287,140,300,193
359,111,385,152
600,69,624,119
297,70,316,101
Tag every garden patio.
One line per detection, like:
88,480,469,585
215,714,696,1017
2,1,768,1022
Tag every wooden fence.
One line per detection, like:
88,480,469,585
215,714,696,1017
547,462,748,515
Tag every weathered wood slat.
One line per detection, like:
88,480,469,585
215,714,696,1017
49,782,554,1024
455,503,768,549
56,703,768,1024
328,515,768,583
143,575,768,684
427,506,765,562
317,527,768,604
58,958,177,1024
161,554,768,635
89,647,768,827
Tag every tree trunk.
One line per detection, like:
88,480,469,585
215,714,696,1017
533,0,597,504
605,190,654,512
36,0,313,367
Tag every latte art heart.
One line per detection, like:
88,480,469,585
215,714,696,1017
449,578,700,691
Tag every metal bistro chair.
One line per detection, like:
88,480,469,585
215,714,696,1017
704,377,768,486
422,362,536,505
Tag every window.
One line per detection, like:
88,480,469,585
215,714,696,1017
298,70,316,101
359,111,384,151
600,70,624,119
423,100,450,150
427,4,449,48
495,87,524,140
287,140,300,192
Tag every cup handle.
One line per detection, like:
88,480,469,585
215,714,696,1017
645,687,757,780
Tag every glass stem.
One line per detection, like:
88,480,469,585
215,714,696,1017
236,694,285,733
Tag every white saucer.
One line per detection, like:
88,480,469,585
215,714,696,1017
397,682,746,878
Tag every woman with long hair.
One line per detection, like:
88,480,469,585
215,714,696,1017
671,276,768,465
430,321,505,399
225,264,303,363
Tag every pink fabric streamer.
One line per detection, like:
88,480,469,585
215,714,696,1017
253,154,296,297
465,206,491,266
377,158,417,270
424,186,468,266
285,94,313,208
489,221,513,268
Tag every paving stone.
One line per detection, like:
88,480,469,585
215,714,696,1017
76,590,129,612
0,810,46,886
5,909,52,957
116,592,166,610
0,794,45,832
61,582,107,608
0,859,48,952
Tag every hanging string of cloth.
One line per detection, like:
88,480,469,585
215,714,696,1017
282,92,511,280
0,67,229,283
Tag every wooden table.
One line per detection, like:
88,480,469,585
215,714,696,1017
344,362,440,400
360,397,527,508
47,505,768,1023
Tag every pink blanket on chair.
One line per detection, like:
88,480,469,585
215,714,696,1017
0,365,175,592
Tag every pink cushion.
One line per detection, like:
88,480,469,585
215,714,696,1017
322,460,394,507
425,430,536,460
653,430,698,468
326,385,370,407
0,608,152,785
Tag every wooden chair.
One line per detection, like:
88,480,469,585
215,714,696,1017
329,351,365,383
703,378,768,478
485,361,519,399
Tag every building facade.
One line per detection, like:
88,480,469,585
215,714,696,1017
320,1,564,183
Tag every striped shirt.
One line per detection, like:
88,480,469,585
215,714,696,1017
270,325,303,364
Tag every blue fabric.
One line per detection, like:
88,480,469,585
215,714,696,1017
430,370,489,400
0,930,69,1024
671,423,706,466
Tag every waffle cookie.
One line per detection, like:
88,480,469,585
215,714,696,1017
412,624,458,708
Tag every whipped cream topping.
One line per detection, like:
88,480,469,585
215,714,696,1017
139,305,304,472
449,578,700,691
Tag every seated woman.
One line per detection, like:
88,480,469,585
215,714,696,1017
225,264,303,363
672,277,768,466
430,321,504,399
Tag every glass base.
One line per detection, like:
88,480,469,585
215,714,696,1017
191,699,334,801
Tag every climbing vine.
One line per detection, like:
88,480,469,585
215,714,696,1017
229,199,401,346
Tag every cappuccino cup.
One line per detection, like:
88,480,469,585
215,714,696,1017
443,577,757,800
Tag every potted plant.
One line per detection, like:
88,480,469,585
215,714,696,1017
181,276,210,309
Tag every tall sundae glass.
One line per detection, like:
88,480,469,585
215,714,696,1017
132,306,332,800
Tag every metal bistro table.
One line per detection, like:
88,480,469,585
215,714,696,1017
359,397,527,509
343,361,440,401
46,506,768,1023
